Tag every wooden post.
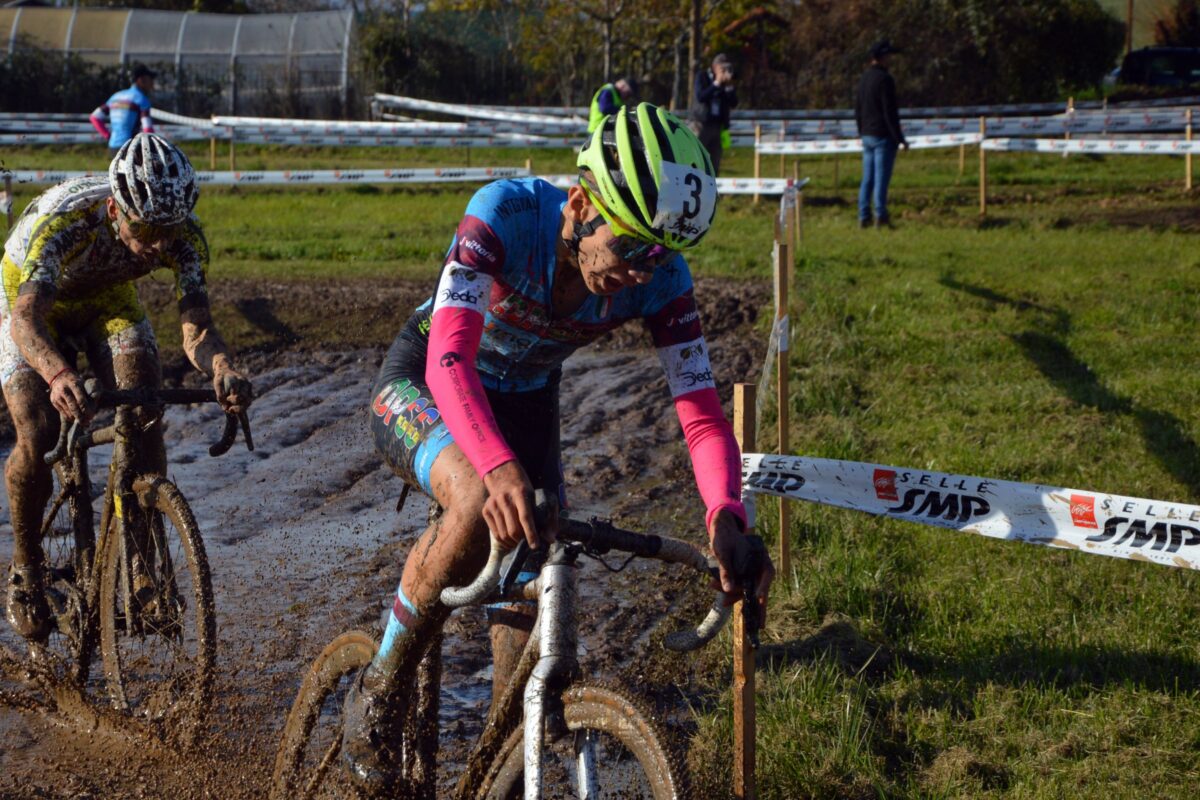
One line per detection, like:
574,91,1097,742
229,129,237,172
525,157,533,175
1064,97,1074,158
753,124,762,205
958,143,965,181
209,137,217,170
2,174,12,229
774,221,791,581
1187,109,1194,191
979,117,987,217
731,383,757,800
833,152,840,190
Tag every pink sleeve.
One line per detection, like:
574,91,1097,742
674,387,747,531
90,110,110,140
425,306,517,478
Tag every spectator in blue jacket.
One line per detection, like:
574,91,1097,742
91,64,157,153
689,53,738,175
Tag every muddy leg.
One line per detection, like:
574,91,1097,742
3,372,59,639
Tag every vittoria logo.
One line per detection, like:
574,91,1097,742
873,469,898,502
1069,494,1098,529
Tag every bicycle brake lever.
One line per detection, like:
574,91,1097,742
209,413,238,457
238,411,254,452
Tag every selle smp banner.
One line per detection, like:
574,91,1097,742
742,453,1200,571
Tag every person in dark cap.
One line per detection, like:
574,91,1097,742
587,76,639,133
689,53,738,175
854,40,908,229
90,63,157,153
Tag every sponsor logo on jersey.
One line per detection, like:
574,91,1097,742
458,236,497,264
667,309,700,328
439,351,461,367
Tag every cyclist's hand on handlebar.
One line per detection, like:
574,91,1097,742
709,509,775,625
482,460,556,550
48,370,94,425
213,362,253,415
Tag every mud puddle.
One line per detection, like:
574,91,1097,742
0,276,769,797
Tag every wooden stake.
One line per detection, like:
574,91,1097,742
979,117,987,217
229,130,237,172
209,137,217,170
958,143,965,181
1187,109,1194,191
525,157,533,175
731,383,757,800
753,124,762,204
774,222,791,581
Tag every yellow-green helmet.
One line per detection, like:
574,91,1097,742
577,102,718,250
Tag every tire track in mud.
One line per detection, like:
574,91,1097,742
0,277,769,798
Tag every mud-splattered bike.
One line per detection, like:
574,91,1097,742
271,491,762,800
28,378,252,733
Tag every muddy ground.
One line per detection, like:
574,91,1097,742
0,276,769,798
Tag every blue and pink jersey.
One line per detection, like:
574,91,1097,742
90,85,154,149
422,178,745,529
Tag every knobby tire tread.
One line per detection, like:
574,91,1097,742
270,629,377,800
475,680,691,800
98,476,216,734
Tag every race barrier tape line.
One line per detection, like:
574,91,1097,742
742,453,1200,572
983,137,1200,154
8,167,532,185
538,174,796,196
758,133,983,155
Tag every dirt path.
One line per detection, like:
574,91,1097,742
0,276,769,798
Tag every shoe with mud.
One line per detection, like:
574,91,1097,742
6,564,52,642
340,670,404,795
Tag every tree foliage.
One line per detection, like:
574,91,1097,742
1154,0,1200,46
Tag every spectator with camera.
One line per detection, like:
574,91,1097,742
689,53,738,175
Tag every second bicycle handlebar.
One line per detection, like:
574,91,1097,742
44,383,254,466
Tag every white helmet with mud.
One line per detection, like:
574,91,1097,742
108,133,199,226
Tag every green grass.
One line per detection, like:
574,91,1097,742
6,144,1200,796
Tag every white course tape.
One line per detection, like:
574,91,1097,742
373,93,587,126
984,137,1200,154
9,167,530,186
538,174,794,196
758,133,982,155
1,128,213,145
742,453,1200,571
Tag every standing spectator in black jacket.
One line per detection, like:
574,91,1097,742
689,53,738,175
854,40,908,229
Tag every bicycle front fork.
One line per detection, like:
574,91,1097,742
523,542,583,800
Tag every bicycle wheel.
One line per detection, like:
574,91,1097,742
476,682,690,800
22,463,97,687
271,630,377,800
99,475,216,733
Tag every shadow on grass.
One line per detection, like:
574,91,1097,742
938,276,1069,334
1012,331,1200,496
911,635,1200,695
233,297,301,347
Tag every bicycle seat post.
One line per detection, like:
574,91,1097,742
524,541,580,798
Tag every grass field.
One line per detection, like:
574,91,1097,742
5,143,1200,797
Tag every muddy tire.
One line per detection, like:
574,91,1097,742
475,682,690,800
271,630,378,800
99,476,216,735
24,464,98,687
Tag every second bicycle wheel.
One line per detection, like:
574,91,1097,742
476,682,691,800
271,630,377,800
99,475,215,734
